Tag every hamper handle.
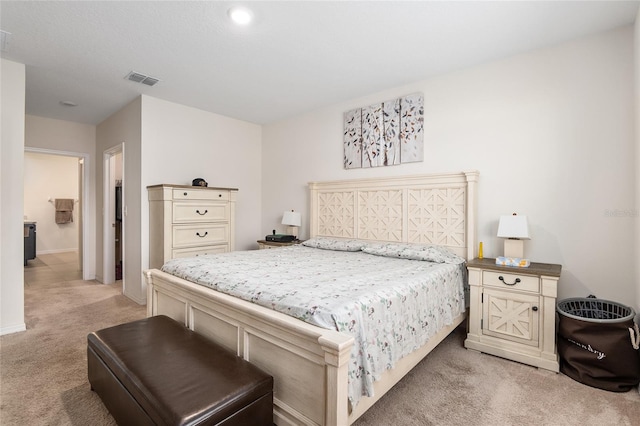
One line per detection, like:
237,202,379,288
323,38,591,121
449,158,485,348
629,323,640,350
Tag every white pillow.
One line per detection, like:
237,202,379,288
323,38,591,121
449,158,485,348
362,242,465,264
301,237,367,252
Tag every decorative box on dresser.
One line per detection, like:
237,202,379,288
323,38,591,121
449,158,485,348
464,257,562,372
147,184,237,269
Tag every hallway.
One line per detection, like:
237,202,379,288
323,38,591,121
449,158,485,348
24,251,82,286
3,252,143,425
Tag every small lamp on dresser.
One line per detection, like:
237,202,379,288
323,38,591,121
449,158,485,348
282,210,301,239
497,213,530,258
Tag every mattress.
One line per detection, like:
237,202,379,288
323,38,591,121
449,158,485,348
161,243,466,407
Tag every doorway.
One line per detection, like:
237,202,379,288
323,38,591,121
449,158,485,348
23,148,89,278
103,145,124,289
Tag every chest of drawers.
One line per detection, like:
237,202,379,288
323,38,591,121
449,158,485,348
148,184,237,269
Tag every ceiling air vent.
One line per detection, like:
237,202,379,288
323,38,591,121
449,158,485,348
125,71,160,87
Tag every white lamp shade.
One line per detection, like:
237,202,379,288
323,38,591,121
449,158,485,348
282,210,301,227
497,215,530,239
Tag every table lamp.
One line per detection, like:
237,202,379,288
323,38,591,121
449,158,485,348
282,210,301,239
497,213,530,258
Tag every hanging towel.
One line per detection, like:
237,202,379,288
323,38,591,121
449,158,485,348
55,198,74,224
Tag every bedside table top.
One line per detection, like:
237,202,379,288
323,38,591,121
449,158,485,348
257,239,303,246
467,257,562,277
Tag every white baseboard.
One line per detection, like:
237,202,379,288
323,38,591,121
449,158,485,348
36,248,79,255
123,290,146,306
1,323,27,336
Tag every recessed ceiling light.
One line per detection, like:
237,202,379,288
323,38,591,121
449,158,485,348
59,101,78,107
228,6,253,25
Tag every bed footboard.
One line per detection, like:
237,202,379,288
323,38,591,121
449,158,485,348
145,269,354,426
145,268,466,425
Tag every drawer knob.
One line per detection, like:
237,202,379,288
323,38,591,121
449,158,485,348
196,209,208,215
498,275,521,286
183,192,188,196
532,306,539,312
219,194,222,197
196,231,208,238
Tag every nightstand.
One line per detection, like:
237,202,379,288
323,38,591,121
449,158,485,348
464,257,562,372
256,239,303,249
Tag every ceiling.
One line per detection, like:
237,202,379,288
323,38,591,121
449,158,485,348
1,1,638,126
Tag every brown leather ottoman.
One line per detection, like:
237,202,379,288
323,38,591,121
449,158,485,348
87,315,273,426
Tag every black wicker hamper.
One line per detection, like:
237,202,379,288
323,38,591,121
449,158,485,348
557,297,640,392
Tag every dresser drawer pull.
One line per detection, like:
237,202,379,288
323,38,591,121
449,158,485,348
498,276,521,286
196,231,208,238
183,192,188,196
195,209,208,215
532,306,538,312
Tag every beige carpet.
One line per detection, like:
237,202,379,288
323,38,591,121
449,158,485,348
1,268,145,425
1,265,639,425
353,327,640,425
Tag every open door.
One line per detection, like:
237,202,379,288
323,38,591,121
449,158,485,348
103,145,124,286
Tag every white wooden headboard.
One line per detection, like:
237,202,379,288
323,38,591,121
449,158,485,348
309,171,479,259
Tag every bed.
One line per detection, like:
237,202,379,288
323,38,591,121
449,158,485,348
145,171,479,426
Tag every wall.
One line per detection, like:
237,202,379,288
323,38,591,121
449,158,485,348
0,59,26,335
262,26,636,307
95,95,262,305
96,97,142,302
140,96,263,254
25,115,97,278
23,152,79,254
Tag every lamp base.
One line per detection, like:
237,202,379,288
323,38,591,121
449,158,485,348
503,239,524,258
286,226,298,239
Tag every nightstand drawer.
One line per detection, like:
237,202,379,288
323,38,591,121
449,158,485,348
256,239,304,249
483,271,539,293
258,242,276,249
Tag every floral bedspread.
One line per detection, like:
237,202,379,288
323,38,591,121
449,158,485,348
161,245,465,408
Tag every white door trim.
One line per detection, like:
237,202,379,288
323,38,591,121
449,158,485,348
103,144,124,285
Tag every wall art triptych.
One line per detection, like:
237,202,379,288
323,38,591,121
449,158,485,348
344,92,424,169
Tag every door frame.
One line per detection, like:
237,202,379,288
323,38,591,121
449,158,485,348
24,147,91,279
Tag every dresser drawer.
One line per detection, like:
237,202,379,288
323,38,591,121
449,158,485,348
483,270,539,293
172,244,229,258
173,202,229,223
172,224,229,248
173,189,229,201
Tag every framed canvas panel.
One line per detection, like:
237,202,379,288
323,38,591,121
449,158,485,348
400,93,424,164
361,103,383,168
344,93,423,169
383,98,401,166
344,108,362,169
